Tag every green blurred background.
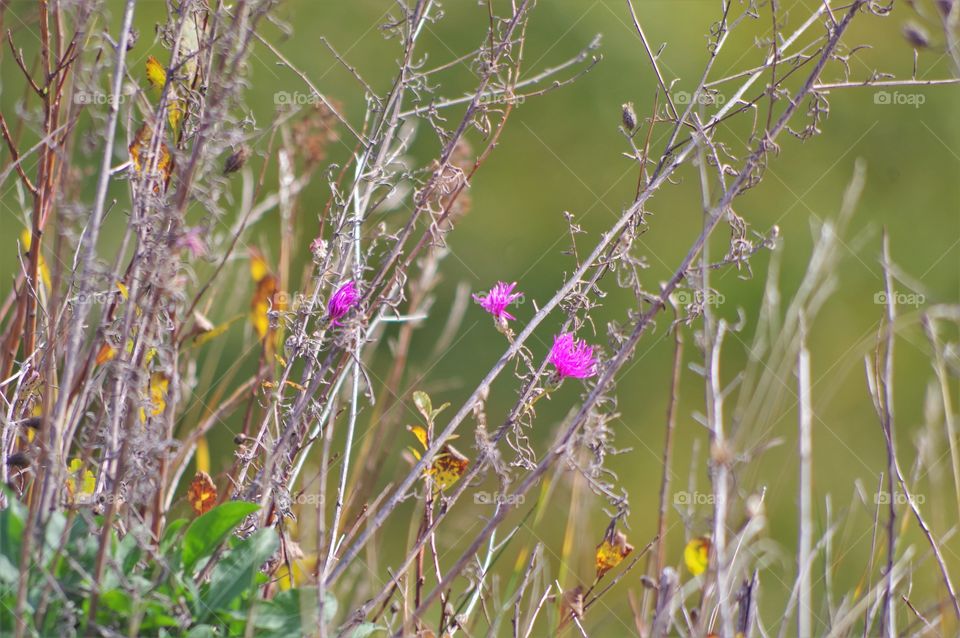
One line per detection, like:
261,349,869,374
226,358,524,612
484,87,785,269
3,0,960,633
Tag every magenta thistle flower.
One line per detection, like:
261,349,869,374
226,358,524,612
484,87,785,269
473,281,522,321
328,280,359,325
548,333,597,380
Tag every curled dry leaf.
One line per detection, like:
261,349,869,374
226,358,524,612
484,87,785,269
595,529,634,579
187,470,217,516
561,584,584,620
223,145,252,174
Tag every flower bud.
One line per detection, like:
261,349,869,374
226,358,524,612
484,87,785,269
902,23,930,49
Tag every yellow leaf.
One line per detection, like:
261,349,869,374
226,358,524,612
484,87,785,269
250,252,270,283
684,536,711,576
196,435,210,474
595,529,633,579
432,449,469,491
20,229,51,290
187,470,217,516
249,253,278,342
275,554,318,591
65,458,96,505
140,372,169,422
116,281,129,300
408,424,429,450
168,95,184,133
145,56,167,92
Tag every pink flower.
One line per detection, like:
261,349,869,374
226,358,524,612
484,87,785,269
549,333,597,380
328,280,359,325
473,281,522,321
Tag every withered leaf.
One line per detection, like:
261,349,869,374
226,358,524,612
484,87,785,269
187,470,217,516
595,529,634,579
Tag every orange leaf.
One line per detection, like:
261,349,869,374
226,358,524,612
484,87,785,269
251,274,278,340
187,470,217,516
95,342,117,366
249,251,281,343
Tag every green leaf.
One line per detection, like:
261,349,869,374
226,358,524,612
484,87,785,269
412,390,433,423
100,589,132,616
349,623,385,637
431,401,451,421
0,496,24,565
0,554,17,586
161,518,189,553
184,625,219,638
40,509,66,564
254,588,326,637
101,530,140,591
181,501,259,574
198,528,277,621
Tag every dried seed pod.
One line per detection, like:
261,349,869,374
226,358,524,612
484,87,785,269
6,452,30,469
223,144,252,174
621,101,637,131
126,28,139,51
